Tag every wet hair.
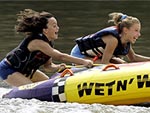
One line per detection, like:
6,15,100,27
15,9,54,34
108,12,140,33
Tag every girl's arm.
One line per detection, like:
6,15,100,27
43,58,66,72
101,35,118,64
127,46,150,62
28,39,93,67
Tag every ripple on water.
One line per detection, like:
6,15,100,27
0,95,150,113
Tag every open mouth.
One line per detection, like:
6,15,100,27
55,32,58,35
133,37,137,42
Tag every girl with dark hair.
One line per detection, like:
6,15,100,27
0,9,93,87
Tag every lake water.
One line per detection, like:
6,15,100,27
1,1,150,113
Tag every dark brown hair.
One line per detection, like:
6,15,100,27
15,9,53,34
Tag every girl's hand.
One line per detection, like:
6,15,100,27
58,63,66,72
83,59,93,68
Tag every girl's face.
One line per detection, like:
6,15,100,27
124,23,141,44
43,17,59,41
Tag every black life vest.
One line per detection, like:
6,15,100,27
75,26,130,57
6,34,53,78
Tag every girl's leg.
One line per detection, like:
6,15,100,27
110,57,126,64
4,72,32,87
30,70,49,82
84,56,126,64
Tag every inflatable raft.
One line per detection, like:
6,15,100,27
3,62,150,106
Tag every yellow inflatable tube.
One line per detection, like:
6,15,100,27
65,62,150,105
3,62,150,105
